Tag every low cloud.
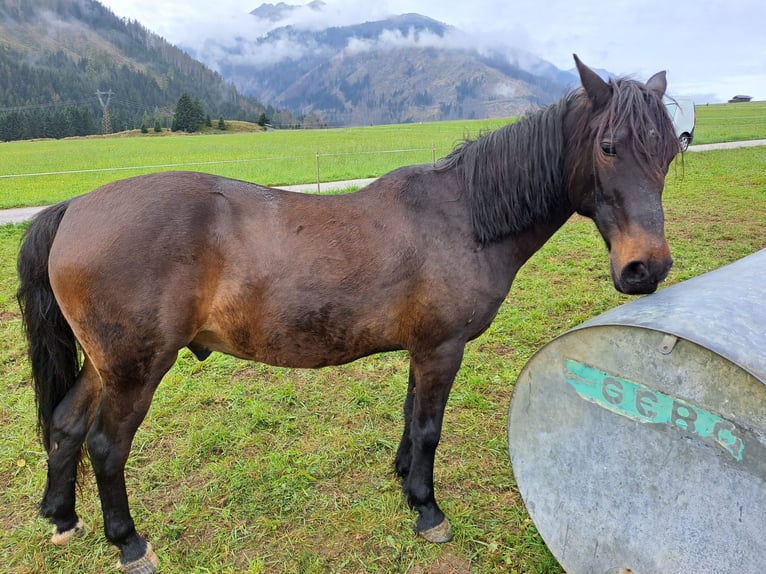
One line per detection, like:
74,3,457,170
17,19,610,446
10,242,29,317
492,83,518,99
170,1,538,73
343,28,466,56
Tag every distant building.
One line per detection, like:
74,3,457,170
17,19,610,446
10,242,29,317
728,95,753,103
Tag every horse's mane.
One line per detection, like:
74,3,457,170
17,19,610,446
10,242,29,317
437,99,568,245
438,77,678,245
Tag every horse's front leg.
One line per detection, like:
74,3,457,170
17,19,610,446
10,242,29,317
400,342,464,543
395,367,416,479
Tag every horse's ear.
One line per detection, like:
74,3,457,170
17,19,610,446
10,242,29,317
645,70,667,98
573,54,610,110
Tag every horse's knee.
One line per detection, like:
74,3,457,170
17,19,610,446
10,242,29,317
50,408,89,447
395,452,411,478
412,423,442,453
86,429,126,477
49,366,100,448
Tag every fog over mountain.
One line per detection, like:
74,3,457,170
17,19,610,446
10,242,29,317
179,2,580,125
102,0,766,105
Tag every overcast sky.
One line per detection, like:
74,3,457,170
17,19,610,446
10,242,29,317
99,0,765,103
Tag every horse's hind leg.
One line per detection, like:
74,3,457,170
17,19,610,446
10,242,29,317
41,360,101,545
400,343,464,543
86,351,176,573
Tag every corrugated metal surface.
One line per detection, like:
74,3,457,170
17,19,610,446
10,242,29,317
508,249,766,574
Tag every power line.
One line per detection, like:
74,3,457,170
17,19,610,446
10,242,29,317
0,97,101,113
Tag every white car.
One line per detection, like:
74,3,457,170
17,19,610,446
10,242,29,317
664,96,696,151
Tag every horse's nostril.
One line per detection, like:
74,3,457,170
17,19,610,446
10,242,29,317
622,260,649,283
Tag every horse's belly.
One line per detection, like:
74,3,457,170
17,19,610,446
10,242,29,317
191,323,399,369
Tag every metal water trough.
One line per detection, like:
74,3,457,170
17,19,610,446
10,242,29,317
508,249,766,574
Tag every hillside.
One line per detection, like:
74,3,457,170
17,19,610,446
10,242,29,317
192,8,577,125
0,0,274,140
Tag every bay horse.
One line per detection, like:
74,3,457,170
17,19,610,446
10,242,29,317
17,56,678,572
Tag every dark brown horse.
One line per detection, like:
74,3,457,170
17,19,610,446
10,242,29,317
17,56,678,572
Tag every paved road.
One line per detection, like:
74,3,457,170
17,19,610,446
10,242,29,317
0,178,377,225
686,139,766,152
3,137,765,225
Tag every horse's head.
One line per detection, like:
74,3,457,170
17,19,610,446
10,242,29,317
566,55,679,295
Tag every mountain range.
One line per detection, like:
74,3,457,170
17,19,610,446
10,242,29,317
189,4,582,125
0,0,594,139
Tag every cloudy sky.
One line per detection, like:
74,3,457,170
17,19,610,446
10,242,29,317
100,0,765,103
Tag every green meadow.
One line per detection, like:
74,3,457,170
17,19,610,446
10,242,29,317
0,119,508,208
692,99,766,144
0,102,765,572
1,100,764,209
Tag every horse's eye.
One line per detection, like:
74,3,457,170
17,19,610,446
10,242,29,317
600,141,617,157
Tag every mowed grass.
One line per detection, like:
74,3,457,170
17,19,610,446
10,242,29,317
693,100,766,144
1,143,765,573
1,99,764,209
0,119,508,209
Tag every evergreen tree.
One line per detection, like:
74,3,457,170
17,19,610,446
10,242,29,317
191,97,205,132
172,93,207,132
172,93,193,132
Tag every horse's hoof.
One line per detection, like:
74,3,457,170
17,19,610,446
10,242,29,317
117,543,158,574
418,518,453,543
50,519,85,546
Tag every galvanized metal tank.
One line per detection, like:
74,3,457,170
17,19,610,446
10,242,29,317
508,249,766,574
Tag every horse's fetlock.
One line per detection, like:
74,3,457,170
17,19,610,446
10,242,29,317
103,516,138,547
405,480,433,508
50,518,86,546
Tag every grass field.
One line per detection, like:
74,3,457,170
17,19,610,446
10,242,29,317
1,105,765,573
1,100,764,209
0,119,508,209
693,100,766,144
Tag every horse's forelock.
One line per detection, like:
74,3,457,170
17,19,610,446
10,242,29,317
594,78,680,181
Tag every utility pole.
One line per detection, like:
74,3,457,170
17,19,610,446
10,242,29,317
96,89,114,134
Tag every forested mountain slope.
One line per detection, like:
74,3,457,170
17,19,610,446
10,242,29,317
0,0,271,140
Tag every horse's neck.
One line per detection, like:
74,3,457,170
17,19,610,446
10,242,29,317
507,206,574,269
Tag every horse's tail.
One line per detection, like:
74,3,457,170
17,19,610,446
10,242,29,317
16,201,81,453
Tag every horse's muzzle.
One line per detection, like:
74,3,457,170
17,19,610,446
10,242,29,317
613,256,673,295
